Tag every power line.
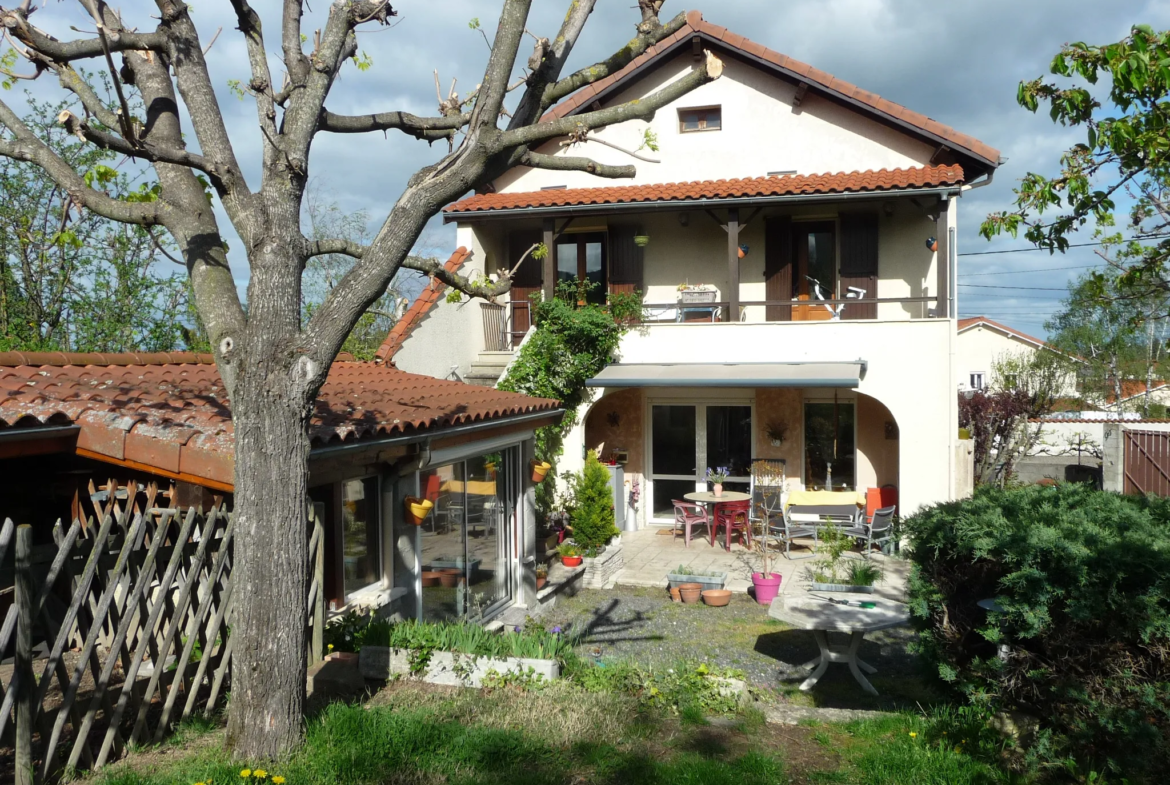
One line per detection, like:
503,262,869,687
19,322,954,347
959,284,1070,291
958,233,1170,257
959,264,1101,277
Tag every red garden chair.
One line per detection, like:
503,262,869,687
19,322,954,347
711,500,752,551
672,500,711,547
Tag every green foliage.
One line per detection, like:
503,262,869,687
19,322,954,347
323,613,575,662
0,93,195,354
569,450,619,551
562,657,746,717
905,483,1170,776
351,51,373,71
981,26,1170,317
671,564,723,577
556,541,582,558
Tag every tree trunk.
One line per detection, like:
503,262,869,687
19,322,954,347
225,363,312,758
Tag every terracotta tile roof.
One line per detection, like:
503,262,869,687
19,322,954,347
375,247,471,362
0,351,558,487
446,165,963,214
542,10,1000,166
957,316,1048,349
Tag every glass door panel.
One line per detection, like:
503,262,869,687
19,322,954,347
651,405,698,519
804,402,856,490
807,231,835,296
341,477,380,597
584,241,605,304
419,462,466,621
464,452,510,620
706,405,753,492
556,242,577,285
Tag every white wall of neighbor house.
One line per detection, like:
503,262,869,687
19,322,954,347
393,225,492,382
493,52,937,194
563,319,956,517
956,324,1041,392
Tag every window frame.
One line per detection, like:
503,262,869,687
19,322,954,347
678,105,723,133
970,372,986,391
340,474,382,600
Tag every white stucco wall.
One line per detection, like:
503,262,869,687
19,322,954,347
956,323,1042,392
567,319,956,516
494,52,936,193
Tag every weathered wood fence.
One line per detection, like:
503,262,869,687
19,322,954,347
1,480,326,783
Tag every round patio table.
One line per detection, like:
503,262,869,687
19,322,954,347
768,594,911,696
684,491,752,549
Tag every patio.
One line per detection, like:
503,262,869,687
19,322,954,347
612,527,909,600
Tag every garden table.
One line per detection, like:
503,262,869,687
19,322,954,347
684,490,753,550
768,594,910,696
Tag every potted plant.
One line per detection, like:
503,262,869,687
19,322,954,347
705,466,730,497
557,542,583,568
404,496,434,526
666,564,728,592
535,563,548,590
808,523,882,593
531,460,552,483
765,421,787,447
745,499,782,605
634,233,650,247
484,452,501,479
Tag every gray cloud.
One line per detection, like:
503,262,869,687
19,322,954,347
10,0,1165,333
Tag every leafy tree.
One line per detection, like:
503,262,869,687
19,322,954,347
982,25,1170,308
0,94,190,353
0,0,720,756
569,450,618,552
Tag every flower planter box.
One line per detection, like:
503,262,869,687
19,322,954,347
666,572,728,591
810,582,876,594
581,543,624,589
359,646,560,687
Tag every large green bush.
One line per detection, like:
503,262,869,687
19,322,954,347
905,483,1170,775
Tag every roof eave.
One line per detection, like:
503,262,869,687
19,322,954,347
444,184,962,223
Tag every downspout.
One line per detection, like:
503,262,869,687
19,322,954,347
960,167,997,192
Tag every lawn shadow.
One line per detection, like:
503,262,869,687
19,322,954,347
569,598,667,647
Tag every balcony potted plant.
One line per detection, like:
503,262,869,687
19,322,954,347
705,466,729,497
535,563,548,590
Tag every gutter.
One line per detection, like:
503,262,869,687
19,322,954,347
961,169,996,192
0,424,80,443
307,408,564,459
444,186,963,223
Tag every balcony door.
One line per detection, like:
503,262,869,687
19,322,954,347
556,232,607,304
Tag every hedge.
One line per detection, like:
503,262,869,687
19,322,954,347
905,483,1170,775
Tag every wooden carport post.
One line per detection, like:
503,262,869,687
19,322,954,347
542,218,556,301
726,208,740,322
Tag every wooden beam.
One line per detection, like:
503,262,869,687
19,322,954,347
704,208,728,232
74,447,235,492
727,208,740,323
542,218,556,301
740,206,765,232
935,209,949,318
793,81,809,108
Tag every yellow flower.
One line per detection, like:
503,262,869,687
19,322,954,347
195,782,206,785
272,778,285,784
327,644,334,651
254,771,267,779
908,732,918,738
240,771,251,779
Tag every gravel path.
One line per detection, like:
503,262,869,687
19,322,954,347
542,586,933,710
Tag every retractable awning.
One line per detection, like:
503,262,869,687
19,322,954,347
585,361,865,388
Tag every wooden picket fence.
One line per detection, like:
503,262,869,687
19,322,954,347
1,480,326,783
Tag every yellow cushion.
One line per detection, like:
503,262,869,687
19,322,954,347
785,490,865,509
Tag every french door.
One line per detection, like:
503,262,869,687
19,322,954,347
556,232,607,303
649,402,753,521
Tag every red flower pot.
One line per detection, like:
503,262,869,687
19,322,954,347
561,555,583,568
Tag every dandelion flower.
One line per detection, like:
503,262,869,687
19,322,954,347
272,778,285,784
908,732,918,738
196,781,206,785
240,770,252,778
254,770,267,779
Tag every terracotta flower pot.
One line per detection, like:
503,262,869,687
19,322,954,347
702,589,732,607
713,483,723,497
536,576,547,590
404,496,434,526
561,555,583,568
438,568,463,588
420,571,442,588
678,582,703,604
669,587,682,603
530,460,552,483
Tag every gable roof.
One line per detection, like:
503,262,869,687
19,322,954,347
542,10,999,173
0,349,558,489
447,165,963,216
957,316,1048,351
374,247,470,363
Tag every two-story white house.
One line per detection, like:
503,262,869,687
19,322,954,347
382,11,1001,524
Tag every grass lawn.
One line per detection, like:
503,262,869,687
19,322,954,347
88,682,1021,785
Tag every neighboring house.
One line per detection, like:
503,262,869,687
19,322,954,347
0,351,561,624
1105,380,1170,413
387,10,1003,521
955,316,1060,392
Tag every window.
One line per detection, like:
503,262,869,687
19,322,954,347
678,106,722,133
341,477,380,597
555,232,607,304
804,401,855,491
970,372,985,390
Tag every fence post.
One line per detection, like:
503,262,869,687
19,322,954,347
15,524,34,785
312,509,325,665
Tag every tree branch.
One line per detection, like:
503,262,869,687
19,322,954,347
229,0,280,167
306,237,366,260
0,7,167,63
318,108,468,141
57,110,217,174
520,149,635,178
466,0,531,132
401,253,512,300
498,50,722,150
506,0,597,130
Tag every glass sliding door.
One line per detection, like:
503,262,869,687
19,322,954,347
651,405,697,518
804,401,856,490
341,477,380,596
417,448,516,622
649,401,754,522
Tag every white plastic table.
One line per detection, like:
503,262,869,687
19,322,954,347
768,594,911,695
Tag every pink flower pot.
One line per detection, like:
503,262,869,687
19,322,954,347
713,483,723,497
751,572,782,605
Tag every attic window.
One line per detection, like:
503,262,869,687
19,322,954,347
678,106,721,133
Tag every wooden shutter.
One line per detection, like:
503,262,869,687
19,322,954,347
508,229,542,335
764,216,793,322
839,213,879,320
608,225,644,296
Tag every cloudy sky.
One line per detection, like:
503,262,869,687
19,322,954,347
16,0,1170,336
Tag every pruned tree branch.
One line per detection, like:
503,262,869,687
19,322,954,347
306,237,367,260
521,149,635,179
0,7,167,62
402,253,512,300
318,108,468,141
57,110,217,174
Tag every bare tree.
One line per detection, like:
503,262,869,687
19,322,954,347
0,0,720,758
